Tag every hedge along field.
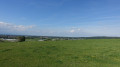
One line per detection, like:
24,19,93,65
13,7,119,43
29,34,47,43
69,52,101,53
1,39,120,67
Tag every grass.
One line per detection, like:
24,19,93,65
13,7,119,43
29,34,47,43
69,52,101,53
1,39,120,67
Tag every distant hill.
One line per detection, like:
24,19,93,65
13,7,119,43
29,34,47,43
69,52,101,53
0,34,120,40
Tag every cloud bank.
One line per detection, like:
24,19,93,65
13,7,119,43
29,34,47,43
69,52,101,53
0,22,120,37
0,22,35,34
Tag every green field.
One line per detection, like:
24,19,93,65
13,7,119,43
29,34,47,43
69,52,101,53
1,39,120,67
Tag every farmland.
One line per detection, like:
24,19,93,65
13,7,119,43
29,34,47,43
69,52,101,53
0,39,120,67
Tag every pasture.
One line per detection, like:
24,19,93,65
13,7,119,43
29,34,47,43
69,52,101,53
0,39,120,67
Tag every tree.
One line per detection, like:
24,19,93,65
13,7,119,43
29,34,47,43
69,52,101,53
18,36,25,42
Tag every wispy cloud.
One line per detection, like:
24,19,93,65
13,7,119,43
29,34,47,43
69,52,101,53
0,22,35,34
0,22,120,37
69,27,81,33
70,29,75,33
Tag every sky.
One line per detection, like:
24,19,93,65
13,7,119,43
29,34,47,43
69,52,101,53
0,0,120,37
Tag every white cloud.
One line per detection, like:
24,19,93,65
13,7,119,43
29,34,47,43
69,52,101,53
69,27,81,33
0,22,35,34
1,22,120,37
77,28,81,31
70,29,75,33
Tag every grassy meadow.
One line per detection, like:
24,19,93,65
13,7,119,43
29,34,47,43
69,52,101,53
1,39,120,67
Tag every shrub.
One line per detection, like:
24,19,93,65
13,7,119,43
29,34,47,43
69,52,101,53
0,40,4,42
17,36,25,42
44,38,52,41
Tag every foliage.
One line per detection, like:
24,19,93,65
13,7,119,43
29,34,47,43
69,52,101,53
44,38,52,41
0,39,4,42
17,36,25,42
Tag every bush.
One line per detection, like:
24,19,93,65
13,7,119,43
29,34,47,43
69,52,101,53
44,38,52,41
0,40,4,42
17,36,25,42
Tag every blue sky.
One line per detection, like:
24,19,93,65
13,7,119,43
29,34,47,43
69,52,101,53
0,0,120,37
